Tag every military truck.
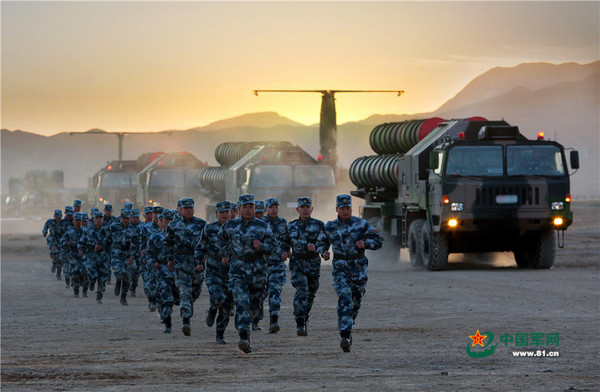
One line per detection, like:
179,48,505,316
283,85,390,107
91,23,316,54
350,117,579,270
199,141,337,220
88,159,140,208
136,151,208,208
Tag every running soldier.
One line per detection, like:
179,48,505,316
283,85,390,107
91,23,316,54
284,197,325,336
260,197,290,334
230,203,238,219
78,211,110,304
103,209,139,306
73,199,82,213
139,206,163,311
102,204,117,284
147,209,180,333
317,194,383,352
195,201,233,344
60,212,88,297
128,208,143,297
251,199,267,330
42,209,63,277
59,206,75,288
164,198,207,336
217,194,275,354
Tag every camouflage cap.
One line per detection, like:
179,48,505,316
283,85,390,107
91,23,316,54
73,212,83,220
297,197,312,207
180,198,195,208
81,213,89,222
177,199,183,207
265,197,279,208
104,204,113,211
65,206,74,215
131,209,140,217
229,201,238,211
92,211,104,218
73,199,82,207
143,206,154,214
255,200,265,212
336,194,352,208
91,208,99,214
216,201,230,213
124,202,133,210
120,209,131,218
160,209,176,220
54,209,63,217
153,206,164,213
238,194,255,206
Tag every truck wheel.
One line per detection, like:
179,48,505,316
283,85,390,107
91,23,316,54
420,224,448,271
513,231,555,269
408,219,425,267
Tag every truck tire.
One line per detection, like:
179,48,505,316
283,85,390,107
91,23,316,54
420,224,448,271
513,231,556,269
408,219,425,267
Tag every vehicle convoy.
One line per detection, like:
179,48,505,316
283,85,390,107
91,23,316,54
3,170,66,214
350,117,579,270
199,141,337,219
136,151,208,208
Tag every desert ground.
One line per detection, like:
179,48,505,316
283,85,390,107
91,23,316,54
1,202,598,391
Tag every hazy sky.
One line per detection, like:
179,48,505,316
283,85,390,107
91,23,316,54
2,1,598,136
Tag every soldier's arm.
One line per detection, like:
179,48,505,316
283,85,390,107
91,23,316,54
277,223,291,256
257,225,275,255
216,224,232,259
164,225,175,259
363,222,384,250
42,220,49,236
316,225,332,256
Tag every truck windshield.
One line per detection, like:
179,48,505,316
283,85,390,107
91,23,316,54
250,166,293,187
149,170,184,187
295,165,336,187
445,146,503,177
100,172,133,188
507,145,565,176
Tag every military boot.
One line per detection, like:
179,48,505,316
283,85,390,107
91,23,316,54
82,288,88,297
340,330,352,352
148,302,157,312
96,292,103,304
56,267,62,280
206,308,218,327
163,317,172,334
216,331,227,345
269,314,280,334
120,281,129,306
252,317,262,331
51,264,56,273
89,279,95,292
73,287,79,298
182,318,191,336
65,277,70,289
238,330,251,353
296,318,307,336
114,279,122,296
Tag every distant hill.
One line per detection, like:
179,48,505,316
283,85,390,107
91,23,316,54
2,61,598,198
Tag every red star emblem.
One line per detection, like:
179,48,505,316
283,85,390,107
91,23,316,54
469,330,487,347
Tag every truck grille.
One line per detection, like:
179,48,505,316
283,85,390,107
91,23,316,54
475,186,540,206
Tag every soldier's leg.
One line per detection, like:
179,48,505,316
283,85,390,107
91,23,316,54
191,270,204,304
112,259,125,297
216,288,233,336
332,269,355,334
96,261,109,303
350,273,368,323
54,252,63,279
206,271,227,311
156,277,174,332
231,276,251,335
71,267,82,297
267,263,286,317
291,268,309,320
306,271,321,320
175,270,193,335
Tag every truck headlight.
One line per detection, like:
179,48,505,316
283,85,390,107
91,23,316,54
553,217,563,226
551,202,564,210
451,202,463,212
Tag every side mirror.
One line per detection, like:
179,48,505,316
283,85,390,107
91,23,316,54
570,150,579,170
429,151,439,170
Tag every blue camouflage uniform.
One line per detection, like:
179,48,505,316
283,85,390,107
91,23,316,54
78,211,111,303
164,198,207,335
103,209,139,305
128,209,143,296
58,207,75,287
43,210,63,277
60,213,88,296
147,209,180,333
317,194,383,351
216,194,275,351
284,197,325,332
195,201,233,342
260,197,290,330
101,205,118,283
138,206,163,311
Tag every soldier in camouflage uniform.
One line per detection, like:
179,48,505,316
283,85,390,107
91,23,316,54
128,209,143,297
147,209,180,333
284,197,325,336
165,198,207,336
73,199,82,213
229,203,238,219
139,206,163,311
79,211,110,304
81,212,89,228
102,204,118,284
260,197,290,334
254,200,265,219
317,194,383,352
251,199,267,330
43,210,63,277
59,206,75,288
195,201,233,344
60,212,88,297
217,194,275,354
103,209,139,306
